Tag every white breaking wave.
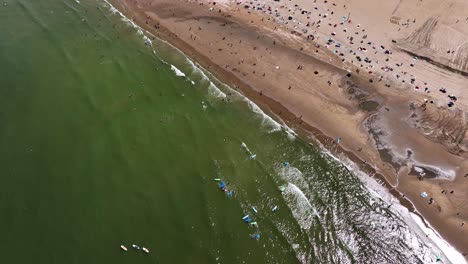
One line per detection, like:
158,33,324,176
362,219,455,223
101,0,152,46
185,59,227,99
102,1,296,138
207,82,227,99
280,165,309,192
247,100,282,133
282,183,318,230
185,58,296,137
409,212,467,264
316,143,465,264
186,58,210,81
241,142,252,155
278,165,321,232
170,65,186,77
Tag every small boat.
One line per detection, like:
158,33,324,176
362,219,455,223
132,244,141,250
120,245,128,251
142,247,150,253
242,214,250,220
252,207,258,213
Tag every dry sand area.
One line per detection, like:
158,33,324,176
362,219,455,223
113,0,468,257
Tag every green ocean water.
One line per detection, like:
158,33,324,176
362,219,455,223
0,0,448,263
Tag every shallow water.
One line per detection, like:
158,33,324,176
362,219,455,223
0,0,453,263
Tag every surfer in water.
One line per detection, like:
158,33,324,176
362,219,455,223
219,181,227,192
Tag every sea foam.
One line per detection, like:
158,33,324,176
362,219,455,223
317,143,465,264
103,1,295,138
102,0,152,45
170,65,186,77
282,182,317,230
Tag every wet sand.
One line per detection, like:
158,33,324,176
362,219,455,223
112,0,468,258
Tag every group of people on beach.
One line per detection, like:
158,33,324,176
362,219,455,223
230,0,462,109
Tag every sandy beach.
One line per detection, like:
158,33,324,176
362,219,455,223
112,0,468,258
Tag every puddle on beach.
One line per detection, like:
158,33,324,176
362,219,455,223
359,100,380,112
366,112,446,180
365,114,402,172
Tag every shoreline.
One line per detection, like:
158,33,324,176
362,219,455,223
164,40,465,262
108,0,468,260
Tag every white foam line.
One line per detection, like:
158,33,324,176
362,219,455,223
187,60,295,136
186,58,209,80
316,143,465,264
246,96,298,137
102,0,208,89
104,4,296,138
410,213,467,264
182,50,296,137
170,65,186,77
185,59,227,99
101,0,152,45
207,82,227,99
100,1,241,103
287,183,312,208
247,100,281,132
285,183,314,230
